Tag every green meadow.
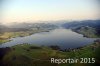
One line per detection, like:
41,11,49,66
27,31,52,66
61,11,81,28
0,41,100,66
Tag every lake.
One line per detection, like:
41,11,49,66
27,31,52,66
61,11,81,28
0,28,95,49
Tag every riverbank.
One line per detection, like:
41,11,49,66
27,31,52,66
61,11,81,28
0,40,100,66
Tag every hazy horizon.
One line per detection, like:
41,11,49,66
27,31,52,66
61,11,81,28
0,0,100,24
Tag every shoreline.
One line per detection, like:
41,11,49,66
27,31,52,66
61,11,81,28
0,29,52,44
0,40,99,66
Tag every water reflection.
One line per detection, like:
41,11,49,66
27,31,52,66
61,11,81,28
0,28,95,49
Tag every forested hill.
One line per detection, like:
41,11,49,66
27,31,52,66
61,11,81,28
62,20,100,29
62,20,100,38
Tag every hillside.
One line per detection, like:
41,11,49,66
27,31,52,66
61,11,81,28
0,40,100,66
62,20,100,38
0,23,58,44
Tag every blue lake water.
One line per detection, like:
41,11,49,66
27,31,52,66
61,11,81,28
0,28,96,49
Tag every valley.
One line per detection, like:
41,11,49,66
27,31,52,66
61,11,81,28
0,20,100,66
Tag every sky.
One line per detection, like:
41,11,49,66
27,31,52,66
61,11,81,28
0,0,100,24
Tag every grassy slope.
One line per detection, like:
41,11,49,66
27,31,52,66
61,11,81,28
0,28,52,44
0,41,100,66
73,26,100,38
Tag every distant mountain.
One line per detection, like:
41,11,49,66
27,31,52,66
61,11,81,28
62,20,100,38
0,23,58,33
0,24,7,29
62,20,100,29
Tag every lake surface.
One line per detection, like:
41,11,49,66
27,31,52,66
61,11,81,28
0,28,95,49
